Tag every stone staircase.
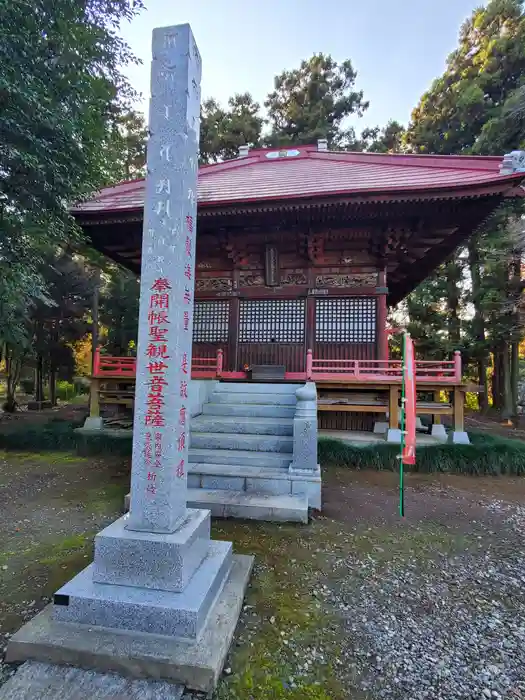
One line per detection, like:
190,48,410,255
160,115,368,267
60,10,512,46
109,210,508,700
186,383,315,523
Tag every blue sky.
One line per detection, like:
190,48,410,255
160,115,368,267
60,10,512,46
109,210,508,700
120,0,483,132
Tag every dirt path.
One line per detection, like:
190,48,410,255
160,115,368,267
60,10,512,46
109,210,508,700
0,453,523,699
0,450,129,685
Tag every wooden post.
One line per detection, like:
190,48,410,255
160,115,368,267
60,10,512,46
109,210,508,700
453,386,464,432
89,378,100,419
216,348,224,377
389,384,399,430
377,268,388,362
306,349,313,380
433,390,441,425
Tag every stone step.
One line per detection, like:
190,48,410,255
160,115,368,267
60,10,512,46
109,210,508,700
188,463,318,501
190,432,293,453
189,463,291,495
209,392,297,406
187,489,308,523
202,403,296,419
188,448,292,468
191,415,294,436
214,382,299,395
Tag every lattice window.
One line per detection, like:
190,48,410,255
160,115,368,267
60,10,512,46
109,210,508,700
316,297,376,343
193,301,229,343
239,299,305,343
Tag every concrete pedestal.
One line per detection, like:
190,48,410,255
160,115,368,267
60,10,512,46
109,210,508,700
386,428,402,444
431,424,447,441
7,555,254,693
81,417,103,431
448,430,470,445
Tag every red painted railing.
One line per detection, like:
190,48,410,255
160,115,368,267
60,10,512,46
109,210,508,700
93,347,462,384
307,351,461,383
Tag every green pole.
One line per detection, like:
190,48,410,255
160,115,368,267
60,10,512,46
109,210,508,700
399,334,406,518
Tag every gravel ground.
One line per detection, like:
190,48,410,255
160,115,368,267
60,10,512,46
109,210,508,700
321,475,525,700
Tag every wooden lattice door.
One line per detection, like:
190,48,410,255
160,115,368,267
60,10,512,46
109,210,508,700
193,300,230,368
314,296,378,362
237,298,306,372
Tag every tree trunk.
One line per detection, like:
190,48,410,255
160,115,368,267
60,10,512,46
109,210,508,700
49,366,57,406
35,354,44,403
445,260,462,347
4,346,21,413
492,347,503,411
511,340,519,418
501,341,514,421
468,239,488,411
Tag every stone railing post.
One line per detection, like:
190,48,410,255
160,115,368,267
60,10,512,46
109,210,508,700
289,382,320,474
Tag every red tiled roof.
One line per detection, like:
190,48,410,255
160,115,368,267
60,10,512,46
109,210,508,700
73,144,522,215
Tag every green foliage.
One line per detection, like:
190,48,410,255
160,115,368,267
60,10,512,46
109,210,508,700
105,109,147,180
318,433,525,476
406,0,525,155
99,265,140,355
265,53,368,148
362,120,406,153
0,419,132,455
0,0,142,354
200,93,263,164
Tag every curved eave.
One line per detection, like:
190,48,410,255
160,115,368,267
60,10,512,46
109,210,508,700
73,173,525,226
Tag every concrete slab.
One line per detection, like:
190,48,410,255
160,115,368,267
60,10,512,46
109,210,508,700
6,555,254,693
319,430,444,447
53,541,232,639
0,661,184,699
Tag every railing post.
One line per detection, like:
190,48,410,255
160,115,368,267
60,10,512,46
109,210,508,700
289,382,321,509
306,349,313,380
355,360,360,379
93,347,101,377
216,348,224,378
454,351,462,382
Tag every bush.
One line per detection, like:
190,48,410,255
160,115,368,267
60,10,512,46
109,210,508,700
318,431,525,476
55,381,77,402
0,419,132,456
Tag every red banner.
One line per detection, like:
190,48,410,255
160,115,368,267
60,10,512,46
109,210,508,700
402,334,416,466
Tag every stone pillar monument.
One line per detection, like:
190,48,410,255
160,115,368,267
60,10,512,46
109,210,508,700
7,24,253,693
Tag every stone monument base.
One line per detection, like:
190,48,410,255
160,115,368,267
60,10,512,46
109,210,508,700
6,555,253,693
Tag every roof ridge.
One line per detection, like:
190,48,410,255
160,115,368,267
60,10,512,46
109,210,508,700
313,150,501,172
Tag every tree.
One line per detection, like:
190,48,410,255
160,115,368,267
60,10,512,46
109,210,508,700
265,53,368,148
362,121,406,153
0,0,143,363
200,93,263,164
106,109,148,181
406,0,525,155
403,0,525,417
30,251,95,406
100,267,140,355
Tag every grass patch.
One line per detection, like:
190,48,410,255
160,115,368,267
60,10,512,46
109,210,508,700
37,533,92,566
212,521,347,700
319,431,525,476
